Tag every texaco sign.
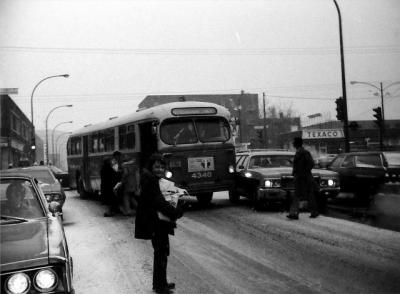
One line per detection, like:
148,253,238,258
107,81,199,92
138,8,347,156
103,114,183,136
302,129,344,139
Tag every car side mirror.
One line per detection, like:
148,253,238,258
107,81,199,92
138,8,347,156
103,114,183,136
49,201,62,216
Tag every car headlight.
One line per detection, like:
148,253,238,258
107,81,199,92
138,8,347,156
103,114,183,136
245,172,252,178
264,179,280,188
45,194,53,202
6,273,30,294
321,179,336,187
34,269,57,292
165,171,173,178
265,180,273,187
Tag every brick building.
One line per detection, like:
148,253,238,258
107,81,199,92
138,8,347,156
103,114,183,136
0,95,44,169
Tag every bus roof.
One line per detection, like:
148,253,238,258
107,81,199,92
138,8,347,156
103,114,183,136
70,101,231,136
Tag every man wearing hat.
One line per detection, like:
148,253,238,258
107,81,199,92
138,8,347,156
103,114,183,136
287,137,319,220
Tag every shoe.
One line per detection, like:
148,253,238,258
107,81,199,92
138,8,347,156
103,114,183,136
153,287,172,294
286,214,299,220
166,282,175,289
310,213,319,218
153,283,175,293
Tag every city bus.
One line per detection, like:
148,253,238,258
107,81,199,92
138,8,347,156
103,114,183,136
66,101,236,204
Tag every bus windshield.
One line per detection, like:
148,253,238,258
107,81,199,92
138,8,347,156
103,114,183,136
160,117,230,145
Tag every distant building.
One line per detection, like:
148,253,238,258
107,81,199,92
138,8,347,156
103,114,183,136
0,95,35,169
280,120,400,156
139,93,259,144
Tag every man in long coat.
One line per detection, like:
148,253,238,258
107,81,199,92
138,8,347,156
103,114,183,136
287,137,319,219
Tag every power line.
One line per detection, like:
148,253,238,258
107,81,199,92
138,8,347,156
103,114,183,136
1,45,400,55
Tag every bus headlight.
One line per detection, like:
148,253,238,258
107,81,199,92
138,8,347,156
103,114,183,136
6,273,30,294
327,179,335,187
228,165,235,173
245,172,252,178
165,171,173,178
34,269,57,292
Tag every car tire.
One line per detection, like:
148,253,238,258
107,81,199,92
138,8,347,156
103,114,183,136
229,189,240,204
196,192,213,206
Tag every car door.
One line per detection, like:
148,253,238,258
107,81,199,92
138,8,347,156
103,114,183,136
338,154,356,190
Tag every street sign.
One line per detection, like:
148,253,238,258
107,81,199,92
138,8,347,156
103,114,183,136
302,129,344,139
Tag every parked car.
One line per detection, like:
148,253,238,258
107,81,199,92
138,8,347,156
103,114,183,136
0,173,74,294
230,150,340,211
49,165,70,189
327,151,387,204
383,152,400,183
315,154,337,168
4,166,67,210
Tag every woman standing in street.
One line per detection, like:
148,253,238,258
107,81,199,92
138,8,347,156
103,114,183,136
135,153,183,294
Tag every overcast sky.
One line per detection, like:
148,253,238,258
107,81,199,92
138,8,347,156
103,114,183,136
1,0,399,133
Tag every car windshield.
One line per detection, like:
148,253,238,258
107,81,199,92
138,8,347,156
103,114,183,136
160,117,230,145
249,155,293,168
0,179,45,220
384,152,400,165
22,169,56,184
355,154,382,168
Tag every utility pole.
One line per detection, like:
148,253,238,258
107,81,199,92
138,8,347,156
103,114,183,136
263,92,267,148
379,82,385,148
332,0,350,152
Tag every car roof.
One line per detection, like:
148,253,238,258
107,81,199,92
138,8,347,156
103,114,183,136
340,151,383,156
6,166,53,172
0,171,36,180
247,150,294,156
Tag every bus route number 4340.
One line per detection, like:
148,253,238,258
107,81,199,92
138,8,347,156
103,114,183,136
191,171,213,179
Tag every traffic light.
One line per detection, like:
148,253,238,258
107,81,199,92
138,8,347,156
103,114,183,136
335,97,345,121
373,107,383,127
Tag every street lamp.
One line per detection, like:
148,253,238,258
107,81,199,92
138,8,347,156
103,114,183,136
350,80,400,150
52,121,73,165
45,105,73,164
30,74,69,161
55,132,72,167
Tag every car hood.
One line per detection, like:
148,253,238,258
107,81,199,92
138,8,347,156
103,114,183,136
1,217,66,272
248,167,338,178
249,167,293,178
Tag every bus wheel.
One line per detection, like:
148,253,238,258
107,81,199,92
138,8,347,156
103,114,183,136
196,193,213,206
229,189,240,204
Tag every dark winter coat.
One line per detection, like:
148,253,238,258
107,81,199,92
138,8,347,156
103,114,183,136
100,159,119,201
134,169,182,240
292,146,316,198
292,147,314,179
